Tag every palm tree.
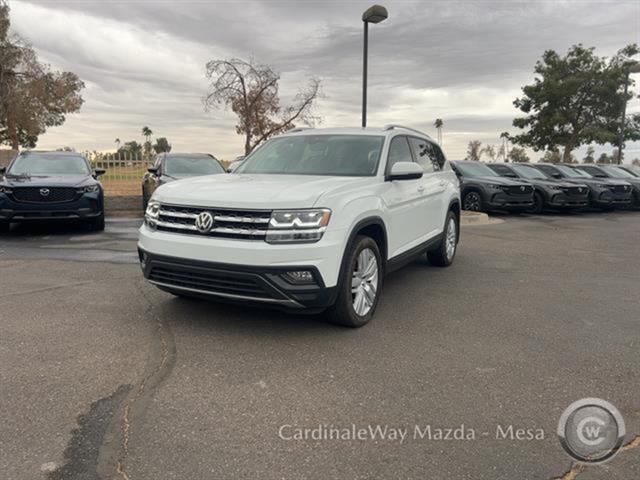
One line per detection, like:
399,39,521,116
142,126,153,144
434,119,444,145
499,132,510,162
114,138,121,150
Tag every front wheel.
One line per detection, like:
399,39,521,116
326,236,383,328
463,191,483,212
527,192,544,214
89,213,105,231
427,211,459,267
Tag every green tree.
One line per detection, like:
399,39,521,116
597,152,611,164
508,146,530,163
481,144,497,161
0,2,84,149
512,44,640,163
541,149,563,163
583,146,595,163
204,58,321,155
465,140,482,161
153,137,172,153
117,141,143,157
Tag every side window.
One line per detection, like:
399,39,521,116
386,136,413,172
408,137,434,173
538,166,556,176
430,143,447,171
492,165,512,176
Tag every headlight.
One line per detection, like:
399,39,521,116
487,184,503,190
0,185,12,194
77,184,100,193
547,185,562,190
266,209,331,244
144,200,160,229
596,184,609,189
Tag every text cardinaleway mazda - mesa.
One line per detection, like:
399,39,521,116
138,126,461,327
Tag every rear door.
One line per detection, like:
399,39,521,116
408,137,446,237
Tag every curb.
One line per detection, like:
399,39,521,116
460,211,499,226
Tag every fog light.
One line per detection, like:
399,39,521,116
139,251,148,269
281,270,315,285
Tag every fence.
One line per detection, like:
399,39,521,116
85,152,154,196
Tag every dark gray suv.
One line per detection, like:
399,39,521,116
450,161,534,212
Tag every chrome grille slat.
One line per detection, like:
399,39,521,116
154,204,272,240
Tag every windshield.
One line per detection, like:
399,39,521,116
236,135,384,176
164,156,224,176
601,166,636,178
555,165,591,178
512,165,547,179
8,154,90,176
454,162,498,178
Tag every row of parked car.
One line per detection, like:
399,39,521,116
450,160,640,213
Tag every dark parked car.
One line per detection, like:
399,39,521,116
0,151,106,233
487,163,589,213
142,153,225,208
618,165,640,177
450,160,534,212
574,164,640,209
532,163,632,210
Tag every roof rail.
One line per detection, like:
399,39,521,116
289,127,314,133
382,124,431,138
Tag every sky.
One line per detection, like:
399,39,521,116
5,0,640,162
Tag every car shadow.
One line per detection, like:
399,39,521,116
0,220,96,238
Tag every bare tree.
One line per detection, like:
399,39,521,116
481,144,497,161
204,58,321,155
466,140,482,161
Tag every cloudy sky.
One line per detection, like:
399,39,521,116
6,0,640,161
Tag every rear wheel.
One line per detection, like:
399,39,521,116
463,191,483,212
326,236,382,328
427,210,459,267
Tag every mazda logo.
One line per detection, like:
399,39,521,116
520,186,525,191
39,188,50,196
195,212,214,233
578,188,583,193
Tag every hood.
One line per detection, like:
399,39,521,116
153,173,372,209
2,174,94,188
531,178,584,188
468,176,531,186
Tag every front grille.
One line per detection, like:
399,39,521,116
504,185,533,195
562,186,588,196
609,185,629,193
156,204,272,240
12,187,77,203
148,264,274,299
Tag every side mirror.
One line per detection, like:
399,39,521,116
552,173,562,179
0,167,5,175
147,167,159,175
94,168,106,177
387,162,423,181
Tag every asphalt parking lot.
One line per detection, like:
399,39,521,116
1,212,639,480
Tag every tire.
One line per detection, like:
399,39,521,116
325,235,383,328
0,221,9,233
462,191,483,212
89,213,105,231
427,210,459,267
632,193,640,211
528,192,544,214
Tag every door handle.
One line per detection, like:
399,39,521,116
417,185,425,193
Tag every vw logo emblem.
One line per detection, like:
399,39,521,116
39,188,50,196
195,211,214,233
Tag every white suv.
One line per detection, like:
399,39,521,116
139,125,461,327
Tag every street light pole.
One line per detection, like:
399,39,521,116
616,60,640,164
361,5,388,128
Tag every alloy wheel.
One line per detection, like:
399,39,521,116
351,247,379,316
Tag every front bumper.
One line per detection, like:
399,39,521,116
486,192,533,210
547,192,589,209
0,193,103,222
139,248,338,310
590,190,631,208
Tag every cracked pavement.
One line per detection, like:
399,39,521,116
0,213,638,479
